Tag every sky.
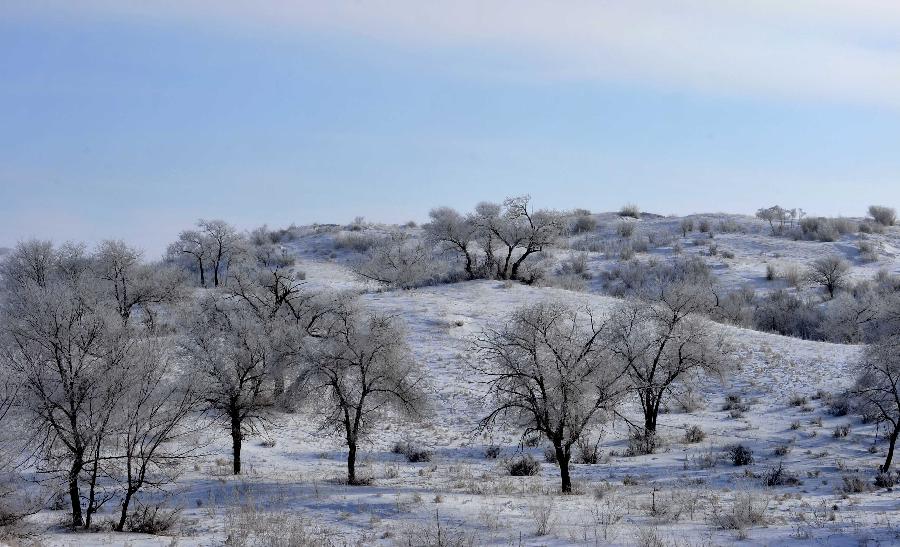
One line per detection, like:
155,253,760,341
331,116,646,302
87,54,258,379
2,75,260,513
2,1,900,259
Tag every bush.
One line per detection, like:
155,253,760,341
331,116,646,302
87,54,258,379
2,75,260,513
484,445,501,459
874,471,898,488
543,447,557,463
619,203,640,218
839,474,868,494
832,424,851,438
698,219,712,233
333,231,379,252
722,393,749,412
617,221,636,238
576,437,601,464
683,425,706,444
124,504,181,534
571,214,597,234
679,218,694,237
788,394,808,407
727,445,753,466
763,462,800,487
826,394,850,416
710,493,768,531
507,454,541,476
626,430,658,456
765,263,777,281
868,205,896,226
393,441,433,462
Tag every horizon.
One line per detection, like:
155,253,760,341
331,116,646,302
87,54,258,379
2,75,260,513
3,1,900,257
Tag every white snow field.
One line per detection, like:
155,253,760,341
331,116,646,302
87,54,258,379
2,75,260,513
16,213,900,547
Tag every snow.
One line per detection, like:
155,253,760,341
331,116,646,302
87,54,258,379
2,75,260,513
17,215,900,547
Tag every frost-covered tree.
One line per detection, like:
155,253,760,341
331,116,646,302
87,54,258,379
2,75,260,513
0,242,133,528
807,255,850,299
299,301,428,485
111,341,202,531
607,282,726,438
93,240,188,328
855,337,900,472
424,207,480,279
167,219,245,287
354,231,439,289
756,205,793,235
474,195,563,282
473,302,628,493
167,229,210,287
178,293,277,474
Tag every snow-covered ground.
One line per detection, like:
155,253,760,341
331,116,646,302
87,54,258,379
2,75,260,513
16,213,900,547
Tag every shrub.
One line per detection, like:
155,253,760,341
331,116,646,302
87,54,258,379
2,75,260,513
124,504,181,534
619,203,640,218
858,239,879,262
789,394,808,407
333,231,379,252
710,493,768,531
832,424,851,438
683,425,706,444
626,430,658,456
698,219,712,233
826,394,850,416
571,214,598,234
576,437,601,464
484,445,501,459
763,462,800,487
868,205,896,226
617,221,636,238
839,474,868,494
393,441,433,463
874,471,898,488
680,218,694,237
507,454,541,476
727,445,753,466
722,393,749,412
765,263,777,281
772,444,791,456
859,221,885,234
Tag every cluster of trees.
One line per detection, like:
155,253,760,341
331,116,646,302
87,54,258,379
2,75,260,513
475,273,728,493
0,223,429,531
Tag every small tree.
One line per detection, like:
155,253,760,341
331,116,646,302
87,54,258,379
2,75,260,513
424,207,480,280
807,255,850,299
300,302,428,485
756,206,791,235
680,218,694,237
607,282,726,438
179,293,276,474
868,205,896,227
854,337,900,472
473,302,628,493
354,232,438,289
112,341,202,531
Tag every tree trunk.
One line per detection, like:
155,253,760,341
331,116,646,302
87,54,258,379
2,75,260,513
116,489,135,532
68,456,84,529
882,424,899,473
555,446,572,494
231,413,242,475
347,441,357,485
198,258,206,287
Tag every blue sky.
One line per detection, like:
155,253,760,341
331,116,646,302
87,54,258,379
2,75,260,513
2,1,900,258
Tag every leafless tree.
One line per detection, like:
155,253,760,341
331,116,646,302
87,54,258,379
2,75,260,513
0,242,133,528
473,302,628,493
855,336,900,472
178,292,277,474
198,219,245,287
354,231,439,289
424,207,480,280
299,301,428,484
167,229,209,287
807,255,850,299
868,205,896,227
474,196,563,282
111,341,203,531
607,282,726,438
93,240,188,328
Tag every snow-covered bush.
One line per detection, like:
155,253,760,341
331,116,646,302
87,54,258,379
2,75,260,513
727,445,753,466
619,203,640,218
868,205,896,226
506,454,540,476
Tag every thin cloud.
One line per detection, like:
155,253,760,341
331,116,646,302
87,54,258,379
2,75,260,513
7,1,900,108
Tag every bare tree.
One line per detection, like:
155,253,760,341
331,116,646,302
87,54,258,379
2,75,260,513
167,229,209,287
111,341,202,531
807,255,850,299
198,219,244,287
179,292,277,474
94,240,188,328
855,337,900,472
607,282,726,439
756,205,791,235
299,302,428,485
473,302,628,493
474,196,563,282
424,207,480,280
0,242,133,528
354,231,439,289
